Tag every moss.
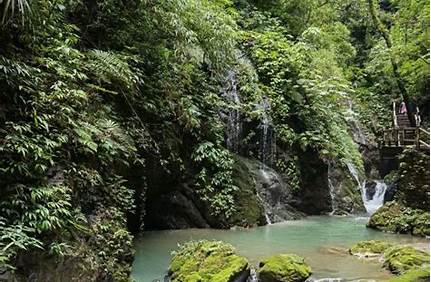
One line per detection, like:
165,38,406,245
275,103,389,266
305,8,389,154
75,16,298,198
228,157,266,227
169,240,249,282
388,267,430,282
395,149,430,210
411,212,430,236
258,254,312,282
349,240,393,256
383,246,430,274
367,202,430,237
329,163,366,215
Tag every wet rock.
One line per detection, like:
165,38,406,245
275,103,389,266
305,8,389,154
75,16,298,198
145,188,210,229
349,240,393,257
318,246,349,256
364,180,377,201
388,267,430,282
258,254,312,282
367,202,430,237
327,161,365,215
168,240,250,282
295,148,332,215
383,246,430,274
239,157,305,223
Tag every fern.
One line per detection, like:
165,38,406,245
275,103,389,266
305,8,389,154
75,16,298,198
87,50,136,91
0,0,30,25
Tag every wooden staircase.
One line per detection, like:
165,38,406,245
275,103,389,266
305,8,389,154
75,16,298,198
396,114,411,128
381,101,430,153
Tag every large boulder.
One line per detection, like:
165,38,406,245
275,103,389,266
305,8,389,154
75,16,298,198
327,161,365,215
237,157,304,224
168,240,250,282
367,202,430,236
295,148,332,215
388,267,430,282
258,254,312,282
383,246,429,275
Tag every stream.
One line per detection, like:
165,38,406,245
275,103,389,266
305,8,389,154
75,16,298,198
131,216,429,282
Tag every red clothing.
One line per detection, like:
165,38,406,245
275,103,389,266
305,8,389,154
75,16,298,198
399,102,407,114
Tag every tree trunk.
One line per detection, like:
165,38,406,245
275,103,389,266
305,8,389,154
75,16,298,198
367,0,414,125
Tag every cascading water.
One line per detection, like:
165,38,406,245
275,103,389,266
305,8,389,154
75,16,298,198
328,176,336,215
257,168,273,224
257,96,275,166
255,189,272,225
221,70,242,153
346,162,387,215
363,180,387,214
346,162,362,187
247,268,258,282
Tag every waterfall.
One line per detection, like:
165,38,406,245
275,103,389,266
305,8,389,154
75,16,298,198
346,162,362,187
328,177,336,215
255,190,272,225
347,162,387,215
256,168,273,225
247,268,258,282
258,96,275,165
363,180,387,214
221,70,242,153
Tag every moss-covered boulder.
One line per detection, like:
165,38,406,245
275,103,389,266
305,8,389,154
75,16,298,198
388,267,430,282
327,161,366,215
168,240,250,282
258,254,312,282
394,149,430,210
367,202,430,236
349,240,393,257
383,246,430,274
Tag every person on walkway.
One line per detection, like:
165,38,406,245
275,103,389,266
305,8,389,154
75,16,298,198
414,106,421,126
399,101,407,115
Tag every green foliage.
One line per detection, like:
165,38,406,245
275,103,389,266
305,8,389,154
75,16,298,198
0,0,429,277
241,10,364,169
192,142,238,218
0,220,43,270
0,0,30,25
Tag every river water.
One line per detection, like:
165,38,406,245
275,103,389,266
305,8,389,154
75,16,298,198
131,216,428,282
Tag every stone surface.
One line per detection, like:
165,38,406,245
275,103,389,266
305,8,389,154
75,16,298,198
388,267,430,282
367,202,430,237
236,157,305,224
327,161,365,215
349,240,393,257
295,148,332,215
383,246,430,274
168,240,250,282
258,254,312,282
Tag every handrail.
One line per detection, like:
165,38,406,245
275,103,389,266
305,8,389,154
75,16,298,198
419,140,430,149
392,101,398,127
419,128,430,136
382,127,430,149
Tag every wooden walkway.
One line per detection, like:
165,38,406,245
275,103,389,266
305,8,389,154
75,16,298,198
381,102,430,153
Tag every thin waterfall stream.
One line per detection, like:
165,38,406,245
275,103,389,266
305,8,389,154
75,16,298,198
221,70,242,153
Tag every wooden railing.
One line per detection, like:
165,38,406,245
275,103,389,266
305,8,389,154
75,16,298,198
418,128,430,149
382,127,430,150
